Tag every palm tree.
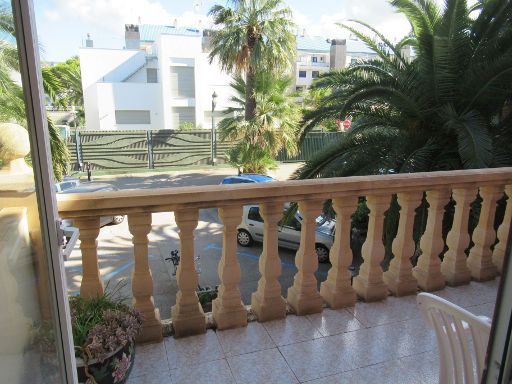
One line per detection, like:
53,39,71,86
208,0,296,120
294,0,512,180
0,4,69,181
219,73,301,173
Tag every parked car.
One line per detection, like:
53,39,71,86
237,205,335,263
54,178,80,193
221,174,275,184
58,182,125,227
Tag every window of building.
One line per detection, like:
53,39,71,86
146,68,158,83
312,71,320,78
115,110,151,124
320,56,325,62
170,66,195,98
248,207,264,222
172,107,196,128
312,56,318,63
299,70,307,78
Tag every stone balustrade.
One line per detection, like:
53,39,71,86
57,168,512,342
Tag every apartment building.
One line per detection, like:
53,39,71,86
80,25,234,130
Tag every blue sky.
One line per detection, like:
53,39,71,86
33,0,428,62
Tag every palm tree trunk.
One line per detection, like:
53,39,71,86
245,66,256,120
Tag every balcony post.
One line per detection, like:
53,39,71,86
75,217,103,298
441,188,477,285
383,192,423,296
251,202,287,321
493,185,512,273
171,210,206,337
353,194,390,302
467,185,503,281
128,213,162,342
287,200,324,315
212,206,247,330
413,190,451,291
320,196,357,308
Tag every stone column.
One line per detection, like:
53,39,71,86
413,190,451,291
383,192,423,296
493,185,512,273
441,188,477,286
128,213,162,342
171,210,206,337
353,195,390,301
212,206,247,330
75,217,103,298
320,196,357,308
287,200,324,315
251,202,287,321
467,185,503,281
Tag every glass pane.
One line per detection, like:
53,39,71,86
0,2,65,382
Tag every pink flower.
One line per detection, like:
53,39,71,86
112,353,131,383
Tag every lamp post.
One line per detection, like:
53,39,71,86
211,91,218,166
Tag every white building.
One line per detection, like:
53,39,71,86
294,35,383,91
80,25,234,131
80,25,386,131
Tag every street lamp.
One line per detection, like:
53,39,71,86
211,91,218,166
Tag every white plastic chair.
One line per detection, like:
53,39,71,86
417,293,492,384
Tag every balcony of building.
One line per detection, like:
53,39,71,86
57,168,512,383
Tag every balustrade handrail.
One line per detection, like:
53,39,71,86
57,168,512,218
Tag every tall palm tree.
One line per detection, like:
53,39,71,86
219,73,301,173
208,0,296,120
294,0,512,180
0,4,69,180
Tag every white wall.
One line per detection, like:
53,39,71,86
95,82,163,130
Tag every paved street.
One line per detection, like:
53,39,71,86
65,164,334,320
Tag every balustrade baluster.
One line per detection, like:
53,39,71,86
212,206,247,329
441,188,477,285
75,217,103,298
287,200,324,315
493,185,512,273
467,185,504,281
171,210,206,337
128,213,162,342
320,196,357,308
353,195,391,302
251,202,287,321
413,190,451,291
383,192,423,296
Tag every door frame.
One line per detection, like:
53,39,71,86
12,1,77,382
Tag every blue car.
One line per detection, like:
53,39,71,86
221,174,275,185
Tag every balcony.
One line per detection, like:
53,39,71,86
57,168,512,383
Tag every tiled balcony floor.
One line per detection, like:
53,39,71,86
128,279,498,384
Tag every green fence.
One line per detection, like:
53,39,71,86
68,130,343,170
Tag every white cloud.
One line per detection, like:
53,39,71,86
51,0,211,37
44,9,61,22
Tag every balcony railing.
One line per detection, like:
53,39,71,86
56,168,512,343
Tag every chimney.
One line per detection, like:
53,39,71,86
125,24,140,49
330,39,347,69
85,33,93,48
202,29,213,52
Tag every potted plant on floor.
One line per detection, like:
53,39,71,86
71,286,143,384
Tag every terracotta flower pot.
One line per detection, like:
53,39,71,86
76,341,135,384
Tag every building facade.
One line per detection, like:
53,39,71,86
80,25,234,131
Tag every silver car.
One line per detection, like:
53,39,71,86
237,205,335,263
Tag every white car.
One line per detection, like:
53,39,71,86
237,205,335,263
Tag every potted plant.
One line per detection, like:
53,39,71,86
70,286,143,384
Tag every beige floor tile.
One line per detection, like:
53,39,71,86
262,314,324,346
170,359,235,384
216,321,276,357
466,302,495,318
164,330,224,369
306,308,364,336
347,295,421,327
227,348,298,384
435,280,499,308
127,370,172,384
131,342,170,378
